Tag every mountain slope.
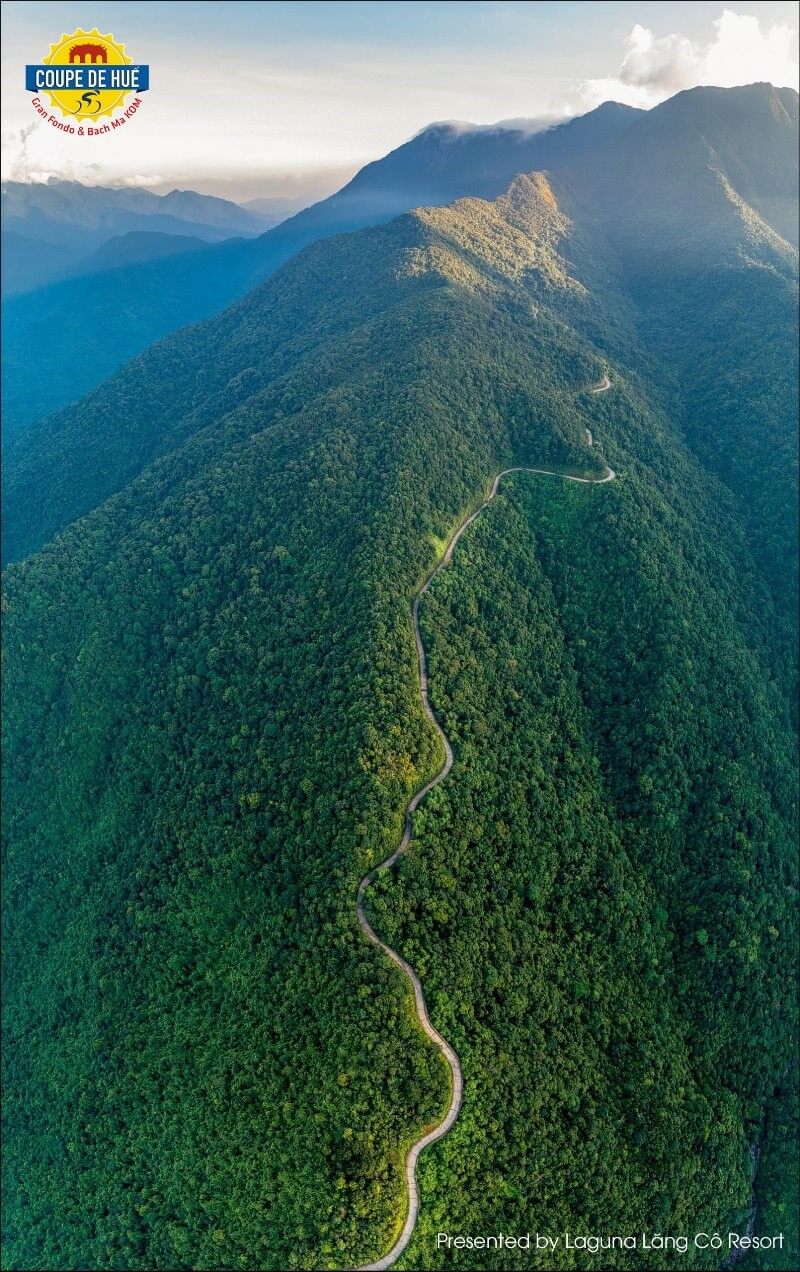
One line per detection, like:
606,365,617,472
291,101,640,226
3,175,610,1271
241,194,316,224
1,228,210,298
3,173,595,567
556,83,798,268
0,231,71,295
71,228,209,273
653,82,799,245
6,83,796,436
374,454,796,1270
551,82,799,710
3,87,798,1270
1,103,641,433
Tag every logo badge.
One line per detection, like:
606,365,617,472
25,27,149,124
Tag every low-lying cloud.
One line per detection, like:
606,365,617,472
579,9,799,109
420,115,560,139
1,121,39,180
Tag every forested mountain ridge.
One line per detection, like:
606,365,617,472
638,82,798,245
2,171,595,568
1,173,617,1271
3,85,794,439
1,101,641,432
556,84,798,269
549,81,799,714
3,84,798,1271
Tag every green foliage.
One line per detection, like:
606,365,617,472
741,1068,800,1271
367,398,797,1267
1,183,598,1271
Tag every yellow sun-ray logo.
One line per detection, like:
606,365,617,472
26,27,149,122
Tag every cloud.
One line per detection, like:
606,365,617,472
110,174,169,188
416,114,564,142
1,121,40,179
616,25,699,94
703,9,799,87
1,161,168,190
578,9,799,109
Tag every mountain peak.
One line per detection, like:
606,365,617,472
654,79,799,119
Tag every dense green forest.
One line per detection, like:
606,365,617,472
2,84,798,1270
2,178,609,1271
741,1074,800,1272
367,386,797,1267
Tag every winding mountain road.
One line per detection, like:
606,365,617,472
355,377,614,1272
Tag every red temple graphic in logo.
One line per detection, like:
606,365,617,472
69,43,107,64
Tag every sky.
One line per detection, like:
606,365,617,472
1,1,798,204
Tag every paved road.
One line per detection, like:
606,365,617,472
355,377,614,1272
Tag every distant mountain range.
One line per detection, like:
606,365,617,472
240,194,315,222
2,178,272,246
2,101,642,430
0,179,281,297
1,227,210,295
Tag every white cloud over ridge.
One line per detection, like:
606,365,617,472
580,9,799,110
417,115,559,140
1,6,797,198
